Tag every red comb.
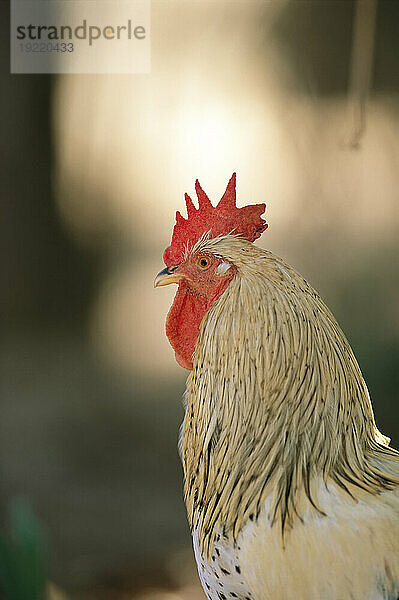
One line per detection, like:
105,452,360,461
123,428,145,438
164,173,268,266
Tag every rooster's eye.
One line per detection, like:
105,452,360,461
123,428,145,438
198,257,210,269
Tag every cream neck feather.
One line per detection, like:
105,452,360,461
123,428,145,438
181,236,399,558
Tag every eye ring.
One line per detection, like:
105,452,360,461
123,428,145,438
198,256,211,269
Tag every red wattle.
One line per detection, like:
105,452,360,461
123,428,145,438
165,281,207,370
165,278,230,370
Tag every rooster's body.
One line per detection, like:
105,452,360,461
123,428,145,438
155,175,399,599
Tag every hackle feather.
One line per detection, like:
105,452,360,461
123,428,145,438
181,235,399,558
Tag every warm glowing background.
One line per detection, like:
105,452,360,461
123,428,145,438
1,1,398,598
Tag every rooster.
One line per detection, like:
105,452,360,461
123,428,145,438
155,174,399,600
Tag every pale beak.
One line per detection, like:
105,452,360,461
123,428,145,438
154,266,183,288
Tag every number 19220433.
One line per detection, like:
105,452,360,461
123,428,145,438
20,42,74,52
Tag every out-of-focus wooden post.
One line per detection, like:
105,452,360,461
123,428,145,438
347,0,378,148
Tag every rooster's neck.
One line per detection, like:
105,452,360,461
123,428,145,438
181,243,398,558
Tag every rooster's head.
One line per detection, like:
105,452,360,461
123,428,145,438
154,174,267,369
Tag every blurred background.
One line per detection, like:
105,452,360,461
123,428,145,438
1,0,398,598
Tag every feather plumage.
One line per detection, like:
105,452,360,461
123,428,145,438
178,235,399,598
